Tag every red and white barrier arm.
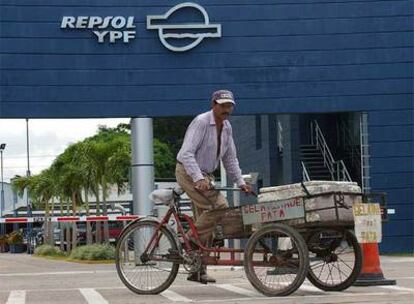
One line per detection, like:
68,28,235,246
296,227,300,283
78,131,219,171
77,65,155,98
0,215,140,223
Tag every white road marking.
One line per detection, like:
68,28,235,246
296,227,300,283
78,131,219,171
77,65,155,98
380,257,414,263
161,290,193,302
298,284,325,293
6,290,26,304
216,284,265,297
379,285,414,293
0,270,116,277
79,288,109,304
196,291,414,302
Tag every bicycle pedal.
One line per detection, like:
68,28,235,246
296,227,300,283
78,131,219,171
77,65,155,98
212,239,224,247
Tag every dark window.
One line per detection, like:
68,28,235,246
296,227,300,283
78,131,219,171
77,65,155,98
255,115,262,149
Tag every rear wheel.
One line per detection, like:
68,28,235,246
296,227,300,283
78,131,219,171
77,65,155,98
306,229,362,291
115,220,180,294
244,223,309,296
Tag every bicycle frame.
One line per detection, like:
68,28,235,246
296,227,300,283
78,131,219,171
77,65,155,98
142,191,247,267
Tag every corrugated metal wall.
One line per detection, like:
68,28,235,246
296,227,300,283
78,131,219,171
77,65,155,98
0,0,412,252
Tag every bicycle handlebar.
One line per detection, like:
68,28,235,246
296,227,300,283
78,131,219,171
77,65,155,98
213,187,257,197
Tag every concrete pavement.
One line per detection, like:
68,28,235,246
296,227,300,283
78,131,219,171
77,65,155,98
0,253,413,304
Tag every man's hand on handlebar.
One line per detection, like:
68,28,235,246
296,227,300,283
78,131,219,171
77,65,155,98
194,179,211,192
240,183,254,195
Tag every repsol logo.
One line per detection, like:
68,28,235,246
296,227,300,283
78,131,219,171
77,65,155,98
61,16,136,43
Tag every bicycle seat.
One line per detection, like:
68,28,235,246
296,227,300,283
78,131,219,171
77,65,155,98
149,189,175,205
173,186,184,196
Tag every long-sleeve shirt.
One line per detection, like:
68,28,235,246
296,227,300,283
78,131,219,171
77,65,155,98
177,110,245,187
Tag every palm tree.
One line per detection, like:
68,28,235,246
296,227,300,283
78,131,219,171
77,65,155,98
84,128,131,243
30,170,56,245
11,171,56,245
50,145,85,251
71,141,98,245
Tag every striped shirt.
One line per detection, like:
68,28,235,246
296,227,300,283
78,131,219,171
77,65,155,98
177,110,245,187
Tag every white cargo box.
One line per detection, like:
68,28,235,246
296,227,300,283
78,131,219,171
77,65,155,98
258,181,362,224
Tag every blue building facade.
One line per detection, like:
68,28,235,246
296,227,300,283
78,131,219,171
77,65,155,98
0,0,413,252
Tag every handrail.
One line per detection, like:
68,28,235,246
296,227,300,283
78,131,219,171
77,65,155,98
312,120,335,179
336,160,352,181
301,161,310,181
311,120,352,182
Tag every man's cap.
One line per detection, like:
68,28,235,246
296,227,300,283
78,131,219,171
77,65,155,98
211,90,235,105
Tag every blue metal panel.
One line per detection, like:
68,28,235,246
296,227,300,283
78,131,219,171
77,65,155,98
1,0,413,253
383,219,414,236
369,109,414,126
371,157,413,173
1,0,413,118
380,236,414,253
371,141,413,157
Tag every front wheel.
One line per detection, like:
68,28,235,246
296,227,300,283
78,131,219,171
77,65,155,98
306,228,362,291
115,220,180,294
244,223,309,297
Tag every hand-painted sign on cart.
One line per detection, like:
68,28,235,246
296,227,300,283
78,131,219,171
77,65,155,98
353,203,382,243
242,198,304,225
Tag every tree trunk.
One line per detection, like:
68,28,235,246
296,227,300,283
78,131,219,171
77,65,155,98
71,192,78,250
44,201,51,245
95,188,102,244
48,201,55,246
85,188,92,245
65,225,71,252
102,182,110,243
65,200,71,252
59,200,64,251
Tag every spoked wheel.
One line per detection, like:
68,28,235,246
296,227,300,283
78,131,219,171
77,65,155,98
306,228,362,291
244,223,309,297
115,220,180,294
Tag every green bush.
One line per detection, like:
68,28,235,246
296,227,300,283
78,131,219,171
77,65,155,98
69,244,115,261
34,245,66,257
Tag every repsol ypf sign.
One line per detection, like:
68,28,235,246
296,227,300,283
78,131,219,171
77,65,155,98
61,16,136,43
60,2,222,51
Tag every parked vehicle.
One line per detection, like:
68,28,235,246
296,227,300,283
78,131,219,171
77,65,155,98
92,221,124,243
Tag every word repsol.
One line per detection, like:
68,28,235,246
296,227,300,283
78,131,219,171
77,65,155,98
61,16,136,43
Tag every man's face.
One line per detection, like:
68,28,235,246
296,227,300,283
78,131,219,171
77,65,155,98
212,102,234,120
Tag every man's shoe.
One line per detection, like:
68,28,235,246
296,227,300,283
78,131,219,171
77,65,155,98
187,272,207,284
187,272,216,284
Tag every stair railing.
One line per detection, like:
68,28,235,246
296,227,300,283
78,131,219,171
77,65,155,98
312,120,336,179
360,113,371,193
336,160,352,181
311,120,352,182
301,161,310,181
339,118,361,172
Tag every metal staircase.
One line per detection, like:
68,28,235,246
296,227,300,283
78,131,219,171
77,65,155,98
301,120,352,182
300,145,332,180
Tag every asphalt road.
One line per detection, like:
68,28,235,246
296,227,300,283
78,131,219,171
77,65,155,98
0,253,413,304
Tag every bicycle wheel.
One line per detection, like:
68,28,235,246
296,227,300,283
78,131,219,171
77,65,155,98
244,223,309,297
115,220,180,294
306,228,362,291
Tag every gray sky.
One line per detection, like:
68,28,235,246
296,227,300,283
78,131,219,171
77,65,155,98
0,118,129,183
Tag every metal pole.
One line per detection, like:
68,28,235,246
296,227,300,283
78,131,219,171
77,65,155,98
131,118,154,260
1,150,3,218
26,118,33,253
130,118,154,216
220,161,229,248
0,150,4,235
233,182,240,258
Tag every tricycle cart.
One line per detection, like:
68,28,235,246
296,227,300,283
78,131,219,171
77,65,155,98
115,181,363,297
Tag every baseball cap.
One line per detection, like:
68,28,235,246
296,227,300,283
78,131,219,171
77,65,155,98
211,90,235,105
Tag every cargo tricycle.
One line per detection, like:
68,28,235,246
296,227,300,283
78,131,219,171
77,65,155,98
115,182,363,297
